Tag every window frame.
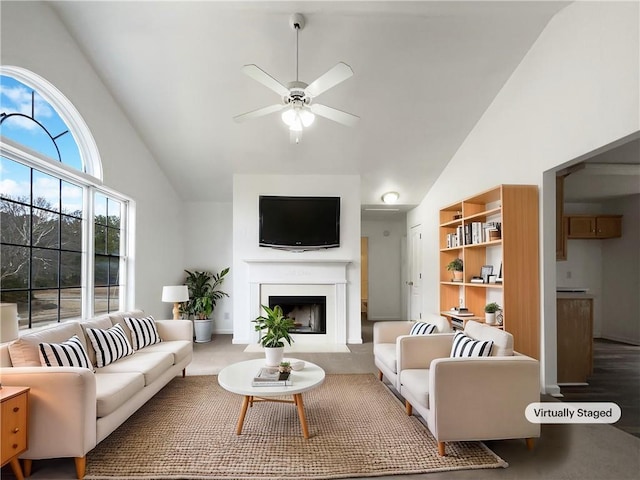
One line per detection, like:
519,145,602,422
1,67,133,327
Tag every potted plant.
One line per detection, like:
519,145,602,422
447,258,464,282
184,267,230,343
484,302,501,325
252,304,295,366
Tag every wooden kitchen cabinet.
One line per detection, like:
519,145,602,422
557,296,593,384
567,215,622,239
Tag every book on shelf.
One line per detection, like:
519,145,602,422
251,367,291,387
455,312,474,317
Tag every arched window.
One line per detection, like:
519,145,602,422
1,67,129,328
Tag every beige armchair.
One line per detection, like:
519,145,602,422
398,321,540,456
373,315,451,390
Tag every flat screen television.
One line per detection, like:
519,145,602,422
259,196,340,250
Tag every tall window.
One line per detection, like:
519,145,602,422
0,68,130,328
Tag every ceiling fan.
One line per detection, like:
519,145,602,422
233,13,359,143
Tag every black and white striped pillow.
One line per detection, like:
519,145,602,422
85,324,134,367
124,316,162,350
39,335,93,370
409,322,437,335
450,331,493,357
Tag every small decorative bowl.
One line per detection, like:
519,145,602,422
290,360,305,371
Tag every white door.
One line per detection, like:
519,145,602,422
408,224,422,320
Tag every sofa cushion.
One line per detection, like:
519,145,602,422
138,340,192,365
85,324,134,367
8,321,86,367
39,335,93,370
124,316,161,350
450,331,493,358
95,372,145,417
98,351,174,386
109,310,146,345
409,322,437,335
80,315,113,365
399,369,430,409
464,321,514,356
373,343,397,373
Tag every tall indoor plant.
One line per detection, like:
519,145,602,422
184,267,229,343
252,304,295,366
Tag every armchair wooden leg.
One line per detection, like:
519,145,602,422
74,456,86,479
22,459,32,477
525,438,535,450
438,442,446,456
378,370,383,381
182,368,186,378
405,400,412,416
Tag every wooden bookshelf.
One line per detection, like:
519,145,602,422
439,185,540,359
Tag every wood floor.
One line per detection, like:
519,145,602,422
559,338,640,438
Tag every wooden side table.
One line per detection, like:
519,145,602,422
1,386,29,480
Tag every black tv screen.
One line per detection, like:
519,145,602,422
259,196,340,250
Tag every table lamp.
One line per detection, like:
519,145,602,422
0,303,19,343
162,286,189,319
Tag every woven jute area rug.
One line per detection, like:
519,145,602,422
85,374,507,479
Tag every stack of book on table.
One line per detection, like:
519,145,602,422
251,367,292,387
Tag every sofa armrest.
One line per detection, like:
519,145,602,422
429,356,541,441
397,333,454,370
156,319,193,342
373,321,414,345
0,367,97,459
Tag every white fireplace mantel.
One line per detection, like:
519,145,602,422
244,259,351,345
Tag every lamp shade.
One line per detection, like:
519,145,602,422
161,285,189,303
0,303,19,343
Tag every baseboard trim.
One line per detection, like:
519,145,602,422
597,334,640,346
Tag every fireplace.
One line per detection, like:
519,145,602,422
245,259,351,345
268,296,326,334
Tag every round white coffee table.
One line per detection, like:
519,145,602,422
218,358,325,439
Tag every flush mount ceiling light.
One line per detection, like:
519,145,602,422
233,13,359,144
381,192,400,204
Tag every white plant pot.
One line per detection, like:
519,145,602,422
193,319,213,343
264,346,284,367
485,313,496,325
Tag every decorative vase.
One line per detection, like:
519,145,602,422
264,346,284,367
485,313,496,325
193,318,213,343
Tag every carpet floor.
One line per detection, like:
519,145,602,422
85,374,507,479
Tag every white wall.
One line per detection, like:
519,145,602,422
182,201,234,333
407,1,639,393
1,2,185,319
232,174,361,344
361,216,407,320
601,195,640,344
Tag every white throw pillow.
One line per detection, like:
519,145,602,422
124,316,162,350
85,324,134,367
450,331,493,358
39,335,93,370
409,322,437,335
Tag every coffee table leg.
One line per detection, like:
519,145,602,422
294,393,310,439
236,395,251,435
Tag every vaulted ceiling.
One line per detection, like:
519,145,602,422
50,1,568,210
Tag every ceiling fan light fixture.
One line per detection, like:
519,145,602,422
382,191,400,204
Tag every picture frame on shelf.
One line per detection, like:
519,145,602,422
480,265,493,283
496,263,503,283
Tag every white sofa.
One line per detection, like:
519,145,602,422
0,310,193,479
373,315,451,390
398,321,540,456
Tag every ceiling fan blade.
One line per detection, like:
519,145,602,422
241,64,290,98
233,104,284,123
310,103,360,127
304,62,354,98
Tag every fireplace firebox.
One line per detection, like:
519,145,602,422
268,296,327,334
